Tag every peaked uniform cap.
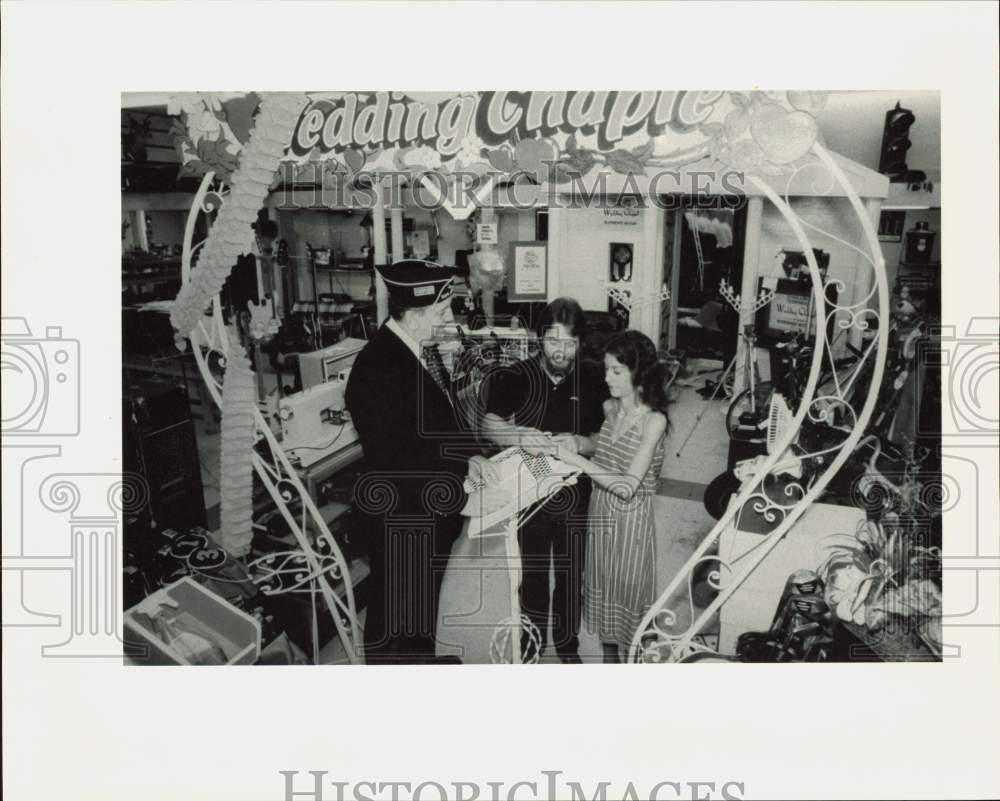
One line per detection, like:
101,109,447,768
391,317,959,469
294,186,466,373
376,259,458,308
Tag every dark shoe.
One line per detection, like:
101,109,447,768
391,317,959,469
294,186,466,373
559,653,583,664
431,655,463,665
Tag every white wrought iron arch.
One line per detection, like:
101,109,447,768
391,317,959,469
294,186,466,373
630,142,890,663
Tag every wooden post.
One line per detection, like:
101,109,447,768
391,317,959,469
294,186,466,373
390,206,405,265
668,210,682,350
478,205,498,326
546,205,563,301
733,195,763,395
372,177,388,324
636,205,666,343
134,209,148,251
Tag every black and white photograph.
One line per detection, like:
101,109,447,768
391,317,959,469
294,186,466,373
3,3,999,801
114,85,955,667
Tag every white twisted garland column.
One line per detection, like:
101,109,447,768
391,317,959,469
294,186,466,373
174,96,362,661
170,93,308,339
218,330,257,556
171,93,307,558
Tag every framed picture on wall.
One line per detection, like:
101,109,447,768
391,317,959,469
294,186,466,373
878,210,906,242
609,242,634,282
506,241,548,301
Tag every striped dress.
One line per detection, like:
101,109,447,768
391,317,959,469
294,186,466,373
584,407,666,650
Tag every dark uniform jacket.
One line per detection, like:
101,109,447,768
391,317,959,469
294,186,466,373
345,323,472,663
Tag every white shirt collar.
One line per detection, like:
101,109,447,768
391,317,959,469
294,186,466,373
385,317,425,363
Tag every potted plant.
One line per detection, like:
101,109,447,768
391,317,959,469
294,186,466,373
818,516,942,660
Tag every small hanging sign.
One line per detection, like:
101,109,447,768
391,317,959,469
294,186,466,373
476,223,498,244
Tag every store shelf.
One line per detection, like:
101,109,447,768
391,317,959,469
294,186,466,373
123,275,180,287
123,256,182,268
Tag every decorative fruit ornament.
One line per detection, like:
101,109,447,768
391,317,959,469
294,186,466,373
749,102,818,165
786,91,829,117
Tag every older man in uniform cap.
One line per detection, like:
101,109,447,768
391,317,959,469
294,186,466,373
346,259,493,664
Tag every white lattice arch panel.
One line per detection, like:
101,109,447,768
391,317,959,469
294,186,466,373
630,143,890,663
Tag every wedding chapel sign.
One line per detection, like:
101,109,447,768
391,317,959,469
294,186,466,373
170,90,830,218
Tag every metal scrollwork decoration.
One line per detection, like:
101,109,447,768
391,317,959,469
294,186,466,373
630,142,889,663
249,538,344,597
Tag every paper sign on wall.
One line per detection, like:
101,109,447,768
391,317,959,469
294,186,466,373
601,205,643,229
408,230,430,258
770,293,810,332
476,224,497,244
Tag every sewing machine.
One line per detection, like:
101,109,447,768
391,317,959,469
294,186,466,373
298,337,366,390
278,372,357,468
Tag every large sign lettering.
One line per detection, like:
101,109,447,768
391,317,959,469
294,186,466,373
170,90,829,206
290,91,724,157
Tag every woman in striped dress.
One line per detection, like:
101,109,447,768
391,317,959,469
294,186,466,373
557,331,671,663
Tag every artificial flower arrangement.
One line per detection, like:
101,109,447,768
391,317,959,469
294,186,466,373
818,515,942,657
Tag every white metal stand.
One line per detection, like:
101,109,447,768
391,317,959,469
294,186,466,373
480,475,577,665
249,546,346,665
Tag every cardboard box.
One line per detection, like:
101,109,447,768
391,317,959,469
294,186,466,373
125,577,261,665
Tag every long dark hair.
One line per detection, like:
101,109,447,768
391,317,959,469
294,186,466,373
604,330,673,424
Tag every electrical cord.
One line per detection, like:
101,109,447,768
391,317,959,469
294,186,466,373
286,422,347,454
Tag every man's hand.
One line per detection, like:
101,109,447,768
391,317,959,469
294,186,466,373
550,433,579,461
467,454,501,486
519,432,557,457
556,448,586,469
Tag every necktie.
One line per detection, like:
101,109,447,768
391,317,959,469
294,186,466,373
423,344,452,403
